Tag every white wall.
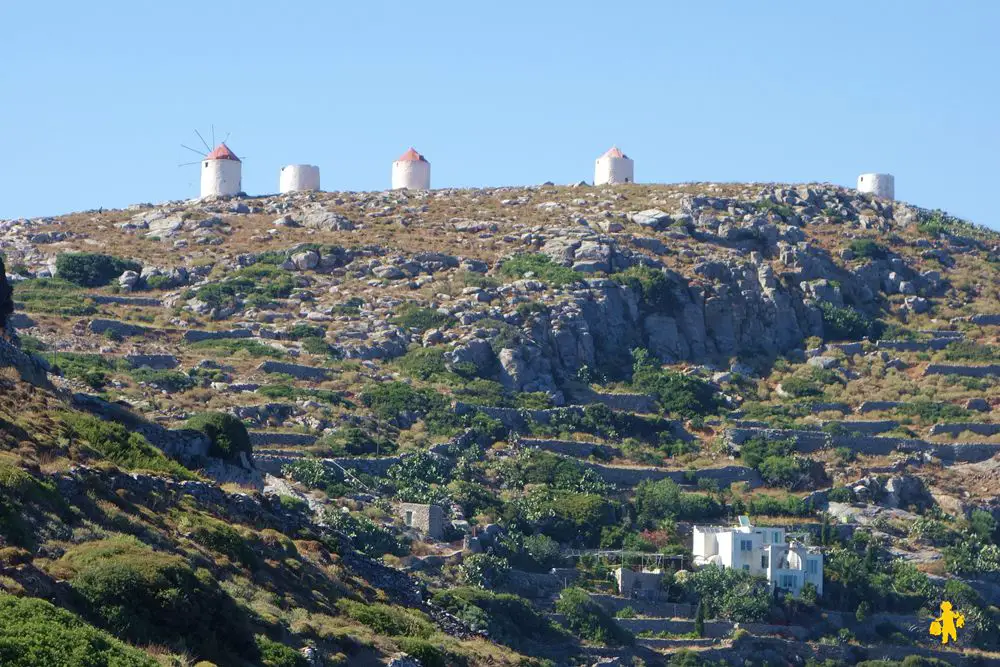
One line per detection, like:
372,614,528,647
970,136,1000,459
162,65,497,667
279,164,321,193
392,160,431,190
595,156,634,185
201,159,242,197
857,173,894,200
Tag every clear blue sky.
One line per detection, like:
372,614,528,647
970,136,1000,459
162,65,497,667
2,1,997,228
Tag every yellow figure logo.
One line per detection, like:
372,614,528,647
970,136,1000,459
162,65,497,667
928,601,965,644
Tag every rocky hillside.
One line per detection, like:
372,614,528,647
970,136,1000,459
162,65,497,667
1,182,999,666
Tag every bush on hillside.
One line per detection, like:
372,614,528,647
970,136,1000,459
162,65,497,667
0,593,158,667
185,412,252,462
56,537,253,660
631,349,720,418
499,253,583,287
55,253,141,288
554,587,632,646
848,239,889,260
686,564,772,622
431,587,562,650
633,478,724,528
255,635,308,667
61,413,194,478
335,599,434,638
612,265,678,312
391,303,454,333
819,302,876,341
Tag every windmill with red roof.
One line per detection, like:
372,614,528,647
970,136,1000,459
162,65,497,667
595,145,634,186
180,129,243,198
391,147,431,190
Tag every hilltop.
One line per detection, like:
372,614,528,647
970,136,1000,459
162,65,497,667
1,181,999,667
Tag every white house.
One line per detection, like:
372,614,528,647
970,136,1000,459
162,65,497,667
692,516,823,597
392,147,431,190
857,172,894,200
595,146,634,185
200,143,242,198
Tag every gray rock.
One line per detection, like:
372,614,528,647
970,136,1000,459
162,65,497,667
630,209,671,228
291,250,320,271
301,209,355,231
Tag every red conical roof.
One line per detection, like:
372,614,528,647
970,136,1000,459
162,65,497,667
206,143,241,161
601,146,628,159
396,147,427,162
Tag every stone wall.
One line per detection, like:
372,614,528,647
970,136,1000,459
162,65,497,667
876,338,954,351
521,438,620,459
588,593,693,619
258,360,331,381
614,617,811,641
183,328,253,343
587,392,657,414
91,295,162,307
929,422,1000,437
924,363,1000,377
577,459,761,489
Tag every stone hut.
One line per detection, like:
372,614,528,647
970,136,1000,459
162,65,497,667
398,502,445,539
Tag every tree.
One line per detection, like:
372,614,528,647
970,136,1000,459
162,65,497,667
694,600,705,637
186,412,252,462
55,253,141,287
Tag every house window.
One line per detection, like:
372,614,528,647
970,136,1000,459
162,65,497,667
761,554,769,568
743,564,750,572
807,560,818,574
740,539,753,552
780,575,796,589
405,511,413,526
773,531,780,544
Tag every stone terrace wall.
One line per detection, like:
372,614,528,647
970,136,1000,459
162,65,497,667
924,363,1000,377
520,438,620,459
929,422,1000,437
183,328,253,343
577,460,761,488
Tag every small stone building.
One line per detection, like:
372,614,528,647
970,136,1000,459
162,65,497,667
398,502,445,540
615,567,665,599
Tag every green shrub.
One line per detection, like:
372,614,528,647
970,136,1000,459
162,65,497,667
186,412,252,462
745,493,812,516
176,512,258,569
827,487,856,503
631,349,719,418
43,352,118,389
433,589,565,652
634,478,724,527
61,413,195,478
848,239,888,260
396,347,450,380
129,368,194,392
896,401,969,422
256,383,349,407
56,253,141,288
460,553,512,589
686,564,772,621
738,437,809,488
554,587,632,646
188,338,285,358
316,427,396,457
819,302,875,341
335,599,433,638
58,538,252,660
12,278,96,316
941,341,1000,363
255,635,307,667
499,253,583,287
394,638,454,667
611,265,677,312
144,274,173,290
324,509,408,557
286,323,326,340
0,593,158,667
392,303,454,333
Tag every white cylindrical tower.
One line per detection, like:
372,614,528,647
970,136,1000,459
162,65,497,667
594,146,634,185
279,164,321,193
857,173,894,200
391,148,431,190
200,143,242,198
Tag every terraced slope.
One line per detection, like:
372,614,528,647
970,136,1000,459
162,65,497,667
1,182,999,665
